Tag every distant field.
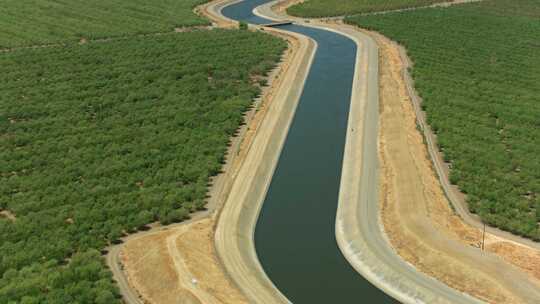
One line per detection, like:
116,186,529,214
0,0,209,48
287,0,446,17
348,0,540,239
0,30,285,303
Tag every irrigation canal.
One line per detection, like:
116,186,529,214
222,1,396,303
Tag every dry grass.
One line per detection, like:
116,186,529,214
373,28,540,303
121,218,248,304
0,210,16,221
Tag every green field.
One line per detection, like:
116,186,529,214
287,0,446,17
348,0,540,239
0,30,285,303
0,0,210,48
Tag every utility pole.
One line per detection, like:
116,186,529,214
481,223,486,251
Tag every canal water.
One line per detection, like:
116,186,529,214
222,1,396,303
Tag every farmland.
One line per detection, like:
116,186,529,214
0,0,210,48
0,28,286,303
348,0,540,239
287,0,446,17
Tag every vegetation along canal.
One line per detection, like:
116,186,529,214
222,1,396,303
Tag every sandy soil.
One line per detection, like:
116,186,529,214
212,28,314,303
0,210,15,221
174,219,247,303
117,1,540,303
373,30,540,303
121,218,248,304
272,0,305,14
121,229,193,304
438,0,484,7
279,0,483,20
486,240,540,278
197,1,238,28
117,2,309,303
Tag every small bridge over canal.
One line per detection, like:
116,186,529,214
260,21,293,27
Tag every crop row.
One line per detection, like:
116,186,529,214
287,0,446,17
0,29,286,303
347,0,540,239
0,0,210,48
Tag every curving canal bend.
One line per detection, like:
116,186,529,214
222,1,396,303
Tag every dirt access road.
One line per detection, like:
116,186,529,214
108,0,540,303
281,0,540,254
373,30,540,303
106,1,315,303
265,0,540,303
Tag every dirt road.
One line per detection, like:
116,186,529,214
372,28,540,303
260,1,540,303
106,214,212,304
212,5,316,303
106,1,315,303
397,43,540,251
107,1,540,304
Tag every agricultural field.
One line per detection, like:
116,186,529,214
287,0,446,17
0,0,210,48
348,0,540,239
0,29,286,303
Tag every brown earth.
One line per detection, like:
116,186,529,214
197,1,237,28
485,236,540,280
272,0,305,14
0,210,15,221
175,219,248,303
174,26,214,32
121,229,189,304
121,218,248,304
117,2,540,303
117,2,305,303
372,29,540,303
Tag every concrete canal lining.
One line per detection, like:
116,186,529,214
222,0,395,303
217,0,488,303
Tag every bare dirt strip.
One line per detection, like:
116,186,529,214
276,0,483,20
211,8,315,304
112,1,540,304
0,210,16,221
0,26,215,54
109,1,315,303
268,1,540,303
120,218,247,304
372,30,540,303
397,37,540,252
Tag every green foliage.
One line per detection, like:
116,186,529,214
287,0,446,17
347,0,540,239
0,250,120,304
239,21,249,30
0,30,286,302
0,0,211,48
